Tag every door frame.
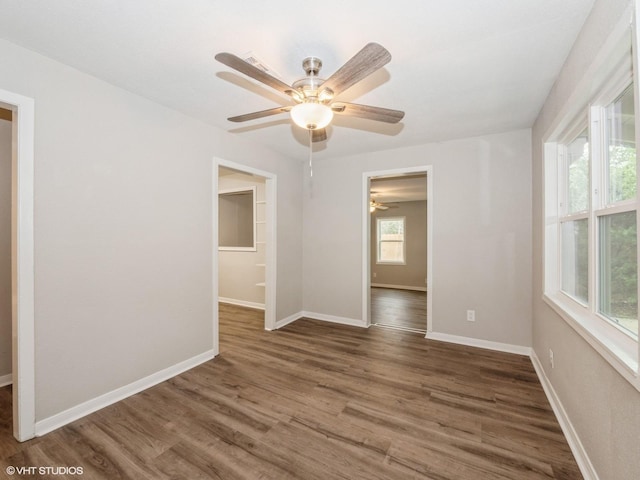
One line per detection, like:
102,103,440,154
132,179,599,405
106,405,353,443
212,157,277,354
0,89,35,441
361,166,433,332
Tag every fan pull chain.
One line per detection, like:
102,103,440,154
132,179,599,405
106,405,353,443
308,129,313,177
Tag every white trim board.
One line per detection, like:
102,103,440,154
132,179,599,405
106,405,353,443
0,374,12,388
425,331,531,356
35,350,215,437
300,311,367,328
530,351,599,480
272,311,302,330
219,297,265,311
0,89,36,442
371,283,427,292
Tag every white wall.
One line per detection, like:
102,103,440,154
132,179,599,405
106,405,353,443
303,129,532,347
218,172,266,307
0,38,303,422
0,118,10,381
532,1,640,479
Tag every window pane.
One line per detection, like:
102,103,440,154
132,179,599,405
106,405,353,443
567,129,589,213
606,84,636,204
380,242,404,263
561,219,589,303
599,211,638,335
380,219,404,238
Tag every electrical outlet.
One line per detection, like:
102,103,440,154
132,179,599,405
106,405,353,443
549,349,555,369
373,272,377,278
466,310,475,322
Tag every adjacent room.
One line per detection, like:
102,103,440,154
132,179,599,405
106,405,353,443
0,1,638,479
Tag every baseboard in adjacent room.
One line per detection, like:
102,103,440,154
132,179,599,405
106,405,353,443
272,311,302,330
0,373,12,388
301,311,367,328
371,283,427,292
219,297,265,310
35,350,215,437
530,350,599,480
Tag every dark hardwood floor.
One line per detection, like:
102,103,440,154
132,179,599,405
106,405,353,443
0,304,581,479
371,287,427,332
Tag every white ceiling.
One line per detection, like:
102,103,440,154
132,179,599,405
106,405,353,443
0,0,594,161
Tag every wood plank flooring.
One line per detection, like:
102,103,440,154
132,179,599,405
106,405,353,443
0,304,582,479
371,287,427,331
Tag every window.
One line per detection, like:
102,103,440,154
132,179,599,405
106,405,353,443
544,75,639,388
560,129,590,304
376,217,406,264
597,85,638,335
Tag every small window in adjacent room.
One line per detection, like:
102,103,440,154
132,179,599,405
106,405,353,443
376,217,406,264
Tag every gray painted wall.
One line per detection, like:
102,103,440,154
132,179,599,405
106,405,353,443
0,37,303,421
0,119,10,380
303,129,532,347
371,201,427,289
532,0,640,479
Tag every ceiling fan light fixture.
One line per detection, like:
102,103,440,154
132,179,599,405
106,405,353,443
290,102,333,130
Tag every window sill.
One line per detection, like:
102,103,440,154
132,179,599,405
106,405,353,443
543,292,639,392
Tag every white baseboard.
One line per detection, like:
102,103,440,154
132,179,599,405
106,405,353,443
219,297,265,310
35,350,215,437
272,310,368,330
273,311,302,330
371,283,427,292
425,331,531,356
530,350,599,480
301,311,367,328
0,373,12,387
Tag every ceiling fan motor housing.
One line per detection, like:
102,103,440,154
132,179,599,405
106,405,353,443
292,57,334,104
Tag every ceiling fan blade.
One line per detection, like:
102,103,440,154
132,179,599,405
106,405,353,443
228,106,291,123
311,128,327,142
376,205,389,210
215,52,297,98
321,43,391,97
332,102,404,123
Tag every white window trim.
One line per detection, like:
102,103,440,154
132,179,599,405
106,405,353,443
218,186,257,252
376,216,407,265
542,6,640,392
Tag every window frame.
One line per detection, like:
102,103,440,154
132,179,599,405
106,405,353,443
376,216,407,265
543,46,640,391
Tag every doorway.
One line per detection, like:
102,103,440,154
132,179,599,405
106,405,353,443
212,158,276,355
0,89,35,442
362,166,433,334
1,108,12,387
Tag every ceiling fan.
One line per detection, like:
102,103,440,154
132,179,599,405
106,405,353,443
215,43,405,142
370,199,398,212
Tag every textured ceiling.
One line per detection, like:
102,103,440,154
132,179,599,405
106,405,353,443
0,0,594,161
